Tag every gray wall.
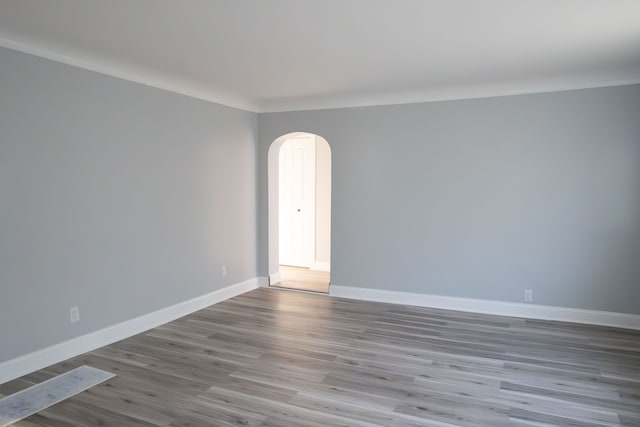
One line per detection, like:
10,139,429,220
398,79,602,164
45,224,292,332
315,136,331,265
0,47,258,362
259,85,640,314
2,44,640,367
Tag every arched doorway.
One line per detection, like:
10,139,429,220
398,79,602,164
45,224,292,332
268,132,331,293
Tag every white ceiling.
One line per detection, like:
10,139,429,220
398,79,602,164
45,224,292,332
1,0,639,112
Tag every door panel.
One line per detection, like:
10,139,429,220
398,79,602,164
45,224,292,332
279,137,315,267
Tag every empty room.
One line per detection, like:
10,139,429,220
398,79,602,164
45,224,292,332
1,1,640,426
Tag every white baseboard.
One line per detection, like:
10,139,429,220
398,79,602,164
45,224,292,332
0,278,260,385
269,271,282,285
310,261,331,272
329,285,640,331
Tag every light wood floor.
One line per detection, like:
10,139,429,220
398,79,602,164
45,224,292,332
272,265,330,293
2,288,640,426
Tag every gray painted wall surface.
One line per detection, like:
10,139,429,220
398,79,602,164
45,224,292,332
259,85,640,314
315,137,332,265
0,47,258,362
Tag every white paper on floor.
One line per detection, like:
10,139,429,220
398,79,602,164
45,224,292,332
0,365,115,426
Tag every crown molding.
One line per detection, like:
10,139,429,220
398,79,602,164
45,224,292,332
258,79,640,113
2,35,639,114
0,36,259,113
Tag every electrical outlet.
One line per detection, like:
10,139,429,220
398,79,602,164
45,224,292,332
524,289,533,303
69,306,80,323
221,265,227,277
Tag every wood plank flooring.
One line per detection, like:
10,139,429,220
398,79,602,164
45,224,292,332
272,265,330,293
2,288,640,426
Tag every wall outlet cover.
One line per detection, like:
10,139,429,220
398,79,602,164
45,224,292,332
69,307,80,323
524,289,533,303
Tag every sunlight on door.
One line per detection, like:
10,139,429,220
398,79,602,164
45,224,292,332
279,136,316,267
268,132,331,293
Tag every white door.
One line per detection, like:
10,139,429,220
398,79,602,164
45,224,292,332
279,137,316,267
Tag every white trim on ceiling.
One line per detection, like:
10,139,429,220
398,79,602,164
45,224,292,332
330,285,640,331
0,37,258,112
1,36,639,114
259,78,640,113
